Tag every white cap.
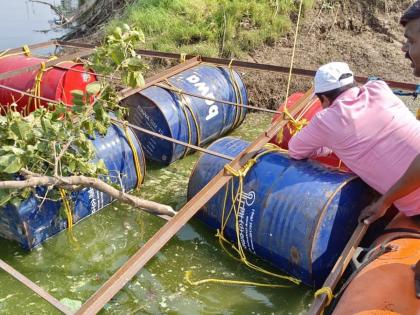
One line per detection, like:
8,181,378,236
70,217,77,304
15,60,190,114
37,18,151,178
314,62,354,94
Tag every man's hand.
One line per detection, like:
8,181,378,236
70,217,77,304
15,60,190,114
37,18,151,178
359,196,392,225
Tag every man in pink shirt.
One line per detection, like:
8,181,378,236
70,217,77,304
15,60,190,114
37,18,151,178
288,62,420,218
358,1,420,224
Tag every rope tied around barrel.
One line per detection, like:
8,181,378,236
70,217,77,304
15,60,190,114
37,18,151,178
162,79,202,157
58,188,79,246
26,56,58,115
113,120,144,189
227,59,244,129
185,144,301,288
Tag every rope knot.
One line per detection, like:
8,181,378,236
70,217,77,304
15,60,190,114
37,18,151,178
224,164,241,177
22,45,31,57
314,286,334,306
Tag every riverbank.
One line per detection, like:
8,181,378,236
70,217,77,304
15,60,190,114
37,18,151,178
95,0,416,112
106,0,313,58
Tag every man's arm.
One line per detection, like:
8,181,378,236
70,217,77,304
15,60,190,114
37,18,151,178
288,114,333,160
359,154,420,224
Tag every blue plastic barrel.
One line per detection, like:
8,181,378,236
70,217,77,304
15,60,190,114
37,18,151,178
187,137,377,286
124,65,248,164
0,123,145,250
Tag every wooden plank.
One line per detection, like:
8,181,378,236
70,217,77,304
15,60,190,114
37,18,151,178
0,259,73,315
307,223,369,315
75,88,316,315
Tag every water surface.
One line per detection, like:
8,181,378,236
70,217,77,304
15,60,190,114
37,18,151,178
0,0,81,50
0,112,312,314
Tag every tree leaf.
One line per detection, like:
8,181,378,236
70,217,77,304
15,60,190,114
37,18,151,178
86,82,102,96
1,156,23,174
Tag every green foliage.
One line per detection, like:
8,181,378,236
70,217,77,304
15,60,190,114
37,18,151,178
90,24,148,88
108,0,313,58
0,25,147,207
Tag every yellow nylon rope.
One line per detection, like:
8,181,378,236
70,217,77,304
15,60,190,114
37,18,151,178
26,62,46,115
0,45,31,59
163,79,202,157
186,144,301,288
185,271,292,288
284,0,304,107
122,123,143,189
276,0,306,143
59,188,74,231
314,286,335,314
226,59,244,128
25,56,58,115
59,188,79,247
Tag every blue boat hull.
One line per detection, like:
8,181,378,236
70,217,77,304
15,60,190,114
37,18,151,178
187,137,378,286
0,123,145,250
124,65,248,164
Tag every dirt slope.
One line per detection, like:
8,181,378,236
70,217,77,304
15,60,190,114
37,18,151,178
243,0,417,110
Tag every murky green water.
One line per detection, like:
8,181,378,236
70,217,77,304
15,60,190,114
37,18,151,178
0,112,312,315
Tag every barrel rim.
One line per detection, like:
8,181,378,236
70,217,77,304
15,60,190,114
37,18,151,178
309,175,358,278
132,89,177,163
187,136,242,200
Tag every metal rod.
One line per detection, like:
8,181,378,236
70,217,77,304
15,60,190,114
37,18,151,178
0,259,74,315
55,40,418,91
75,88,316,315
0,84,234,161
0,41,57,55
111,118,234,161
155,83,280,114
307,223,369,315
118,56,202,99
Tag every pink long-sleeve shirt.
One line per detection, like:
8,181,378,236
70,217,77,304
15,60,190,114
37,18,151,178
289,80,420,217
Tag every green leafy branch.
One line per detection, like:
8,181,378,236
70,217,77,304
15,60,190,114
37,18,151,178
0,25,175,217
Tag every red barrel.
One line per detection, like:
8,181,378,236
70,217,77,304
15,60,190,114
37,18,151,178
271,92,350,172
0,55,97,113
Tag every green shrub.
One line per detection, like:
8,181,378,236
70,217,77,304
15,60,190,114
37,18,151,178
108,0,313,57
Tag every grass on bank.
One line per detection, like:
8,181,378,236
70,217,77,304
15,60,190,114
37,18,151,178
109,0,313,58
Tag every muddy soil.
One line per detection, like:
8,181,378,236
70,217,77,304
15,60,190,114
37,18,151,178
242,0,418,112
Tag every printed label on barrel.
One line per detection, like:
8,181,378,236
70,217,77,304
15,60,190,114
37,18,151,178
87,187,105,213
238,190,256,254
136,105,166,161
185,74,219,121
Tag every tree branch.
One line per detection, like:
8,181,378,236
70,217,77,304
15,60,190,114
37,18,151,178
0,174,176,217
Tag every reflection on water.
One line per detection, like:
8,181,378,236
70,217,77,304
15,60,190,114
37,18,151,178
0,112,312,314
0,0,82,50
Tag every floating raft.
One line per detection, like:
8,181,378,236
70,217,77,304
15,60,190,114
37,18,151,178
0,123,145,250
188,136,378,286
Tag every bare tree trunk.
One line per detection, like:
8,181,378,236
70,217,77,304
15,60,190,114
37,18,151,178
0,170,176,217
